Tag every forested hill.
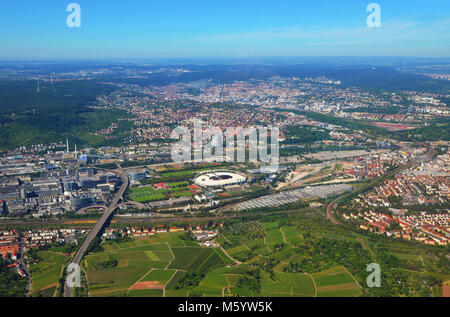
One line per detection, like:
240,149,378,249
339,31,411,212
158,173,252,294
0,80,123,150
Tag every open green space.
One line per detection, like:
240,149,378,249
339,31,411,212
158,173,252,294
30,251,68,296
129,184,195,202
312,266,362,297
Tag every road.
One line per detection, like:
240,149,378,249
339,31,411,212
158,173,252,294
64,165,129,297
76,204,107,215
326,196,342,225
18,236,31,296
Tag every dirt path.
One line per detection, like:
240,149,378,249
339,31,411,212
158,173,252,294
342,266,363,290
165,242,175,269
280,227,289,245
263,235,272,252
419,255,425,266
221,235,232,244
163,269,179,297
357,237,377,263
127,268,155,296
90,287,129,296
326,197,341,225
309,274,317,297
83,260,90,297
220,246,241,265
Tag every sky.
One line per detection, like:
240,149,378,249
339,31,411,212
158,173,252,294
0,0,449,60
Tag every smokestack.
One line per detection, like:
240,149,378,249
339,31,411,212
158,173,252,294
66,138,69,153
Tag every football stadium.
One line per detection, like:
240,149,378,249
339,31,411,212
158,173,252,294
194,171,247,188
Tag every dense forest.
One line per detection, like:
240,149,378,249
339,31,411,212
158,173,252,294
0,80,130,149
284,126,330,144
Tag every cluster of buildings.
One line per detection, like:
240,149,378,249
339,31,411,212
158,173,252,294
344,211,449,246
142,77,384,115
358,152,448,209
340,150,413,180
0,229,19,255
22,228,79,250
95,76,423,145
346,112,413,123
0,230,26,277
344,150,449,245
406,94,444,106
0,142,123,217
88,77,442,165
0,168,122,217
94,121,120,139
102,226,184,239
102,223,221,248
191,224,220,247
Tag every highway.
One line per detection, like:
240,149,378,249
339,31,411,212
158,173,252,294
64,165,129,297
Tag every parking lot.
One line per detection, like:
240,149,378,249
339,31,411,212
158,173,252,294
234,184,352,211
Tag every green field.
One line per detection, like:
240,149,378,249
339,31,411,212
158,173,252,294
142,269,176,284
260,271,315,297
312,266,362,297
42,211,446,298
129,184,195,203
262,222,285,249
282,226,303,245
191,274,229,297
127,289,164,297
30,251,68,296
168,247,213,271
83,232,234,296
86,236,180,296
161,168,212,178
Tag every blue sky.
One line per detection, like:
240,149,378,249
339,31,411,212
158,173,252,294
0,0,449,59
